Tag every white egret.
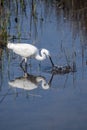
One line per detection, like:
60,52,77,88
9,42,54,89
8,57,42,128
7,42,54,67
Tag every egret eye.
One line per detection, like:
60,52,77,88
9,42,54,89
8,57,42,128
43,52,46,56
44,83,46,86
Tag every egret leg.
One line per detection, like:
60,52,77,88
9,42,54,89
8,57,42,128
20,58,25,67
20,58,28,72
25,62,27,72
25,58,27,72
20,63,28,74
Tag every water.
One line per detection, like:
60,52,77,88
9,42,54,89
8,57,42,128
0,0,87,130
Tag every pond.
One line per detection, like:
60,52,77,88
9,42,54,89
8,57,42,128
0,0,87,130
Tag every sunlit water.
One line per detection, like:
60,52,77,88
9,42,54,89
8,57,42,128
0,1,87,130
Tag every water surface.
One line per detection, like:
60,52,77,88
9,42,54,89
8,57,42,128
0,0,87,130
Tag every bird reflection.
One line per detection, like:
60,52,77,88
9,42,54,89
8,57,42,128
8,72,50,91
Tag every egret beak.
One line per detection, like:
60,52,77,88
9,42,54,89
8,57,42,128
49,56,54,67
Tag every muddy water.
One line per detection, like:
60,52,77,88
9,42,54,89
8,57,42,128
0,1,87,130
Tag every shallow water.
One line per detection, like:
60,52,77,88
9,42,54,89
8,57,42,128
0,0,87,130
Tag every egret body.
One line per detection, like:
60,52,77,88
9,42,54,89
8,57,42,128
7,42,54,67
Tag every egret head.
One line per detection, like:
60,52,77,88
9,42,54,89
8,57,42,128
41,49,50,57
37,48,54,67
41,49,54,67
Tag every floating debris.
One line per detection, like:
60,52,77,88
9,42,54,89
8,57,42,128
51,65,75,74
